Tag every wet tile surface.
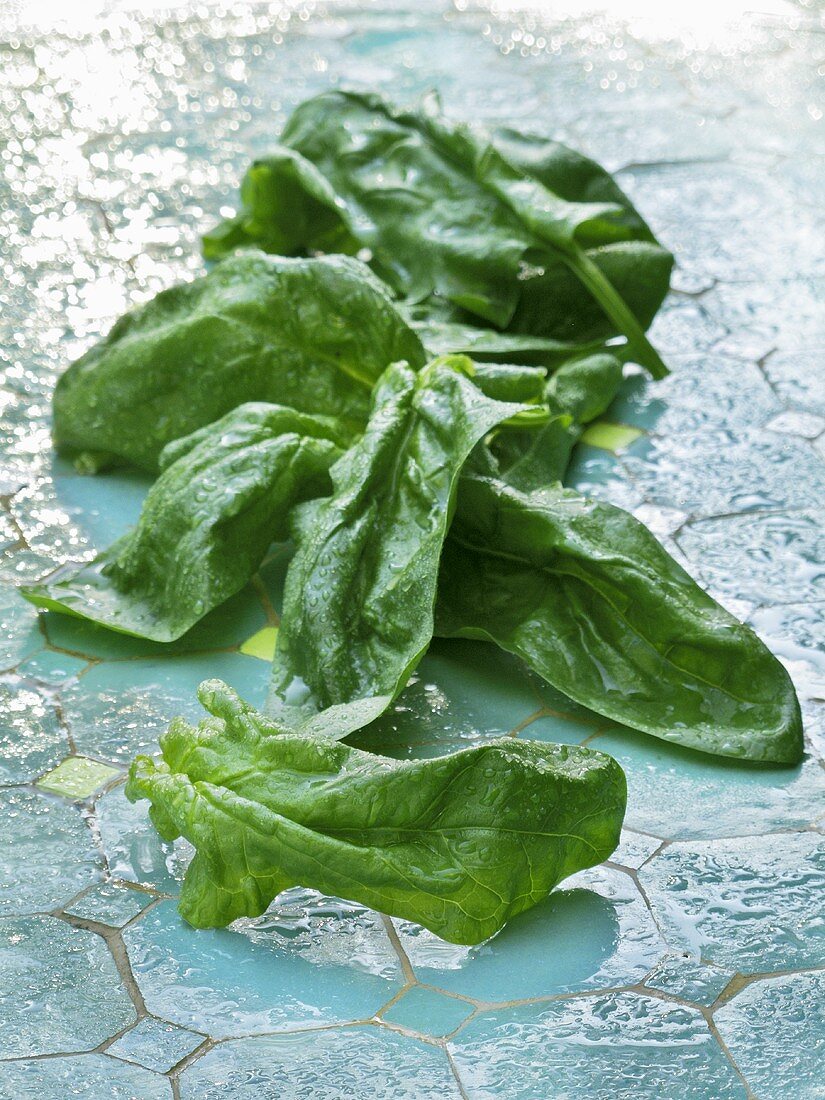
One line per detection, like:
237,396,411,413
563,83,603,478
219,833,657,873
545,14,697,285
450,993,746,1099
0,1055,171,1100
0,677,66,784
714,971,825,1100
396,866,666,1002
1,0,823,1095
638,833,825,973
123,898,403,1038
381,986,474,1037
0,915,136,1057
107,1015,204,1073
0,787,101,914
179,1028,463,1099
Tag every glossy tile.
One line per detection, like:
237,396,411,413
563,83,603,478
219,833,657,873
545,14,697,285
0,677,66,784
397,866,665,1002
677,510,825,606
0,915,135,1057
123,899,403,1038
17,647,88,685
638,833,825,973
381,986,474,1037
37,755,121,800
61,650,268,762
624,429,825,516
644,956,734,1007
590,727,825,839
0,1055,170,1100
64,881,153,928
0,787,101,915
349,638,542,759
107,1016,204,1073
179,1027,463,1099
450,992,746,1099
715,971,825,1099
96,781,190,895
0,587,42,672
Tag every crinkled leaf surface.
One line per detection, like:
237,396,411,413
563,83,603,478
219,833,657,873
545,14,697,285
23,404,344,641
269,357,529,737
204,90,671,374
126,681,626,944
53,251,425,471
437,475,803,764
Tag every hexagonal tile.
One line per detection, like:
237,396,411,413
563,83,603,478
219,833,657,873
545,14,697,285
0,787,101,915
638,833,825,973
678,509,825,606
17,648,88,685
64,882,153,928
0,1054,169,1099
0,587,42,673
644,956,734,1007
107,1016,204,1073
37,756,121,800
179,1027,463,1099
123,898,404,1038
96,781,190,895
449,992,745,1099
0,915,135,1057
381,986,473,1037
348,638,543,759
624,429,825,516
0,677,67,784
589,727,825,839
715,971,825,1099
60,650,268,762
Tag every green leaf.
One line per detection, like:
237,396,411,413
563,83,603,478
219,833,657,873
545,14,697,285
23,404,344,641
437,475,803,764
403,306,605,368
493,352,624,491
53,251,425,472
204,90,671,375
489,125,656,242
202,145,360,260
126,680,626,944
269,356,529,737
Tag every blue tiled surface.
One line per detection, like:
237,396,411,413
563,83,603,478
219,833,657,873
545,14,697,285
0,1,823,1096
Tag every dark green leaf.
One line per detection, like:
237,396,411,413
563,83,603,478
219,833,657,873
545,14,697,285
204,90,671,375
493,352,623,491
437,475,803,764
269,356,528,737
53,251,425,472
23,403,344,641
126,679,626,943
489,125,655,242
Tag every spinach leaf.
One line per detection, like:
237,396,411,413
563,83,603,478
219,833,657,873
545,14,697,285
400,303,606,368
23,404,344,641
53,251,425,472
269,356,529,737
204,90,671,377
126,679,626,943
437,475,803,764
493,352,623,491
547,351,624,424
489,125,655,241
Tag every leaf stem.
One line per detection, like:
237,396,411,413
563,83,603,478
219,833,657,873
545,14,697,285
561,246,669,380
